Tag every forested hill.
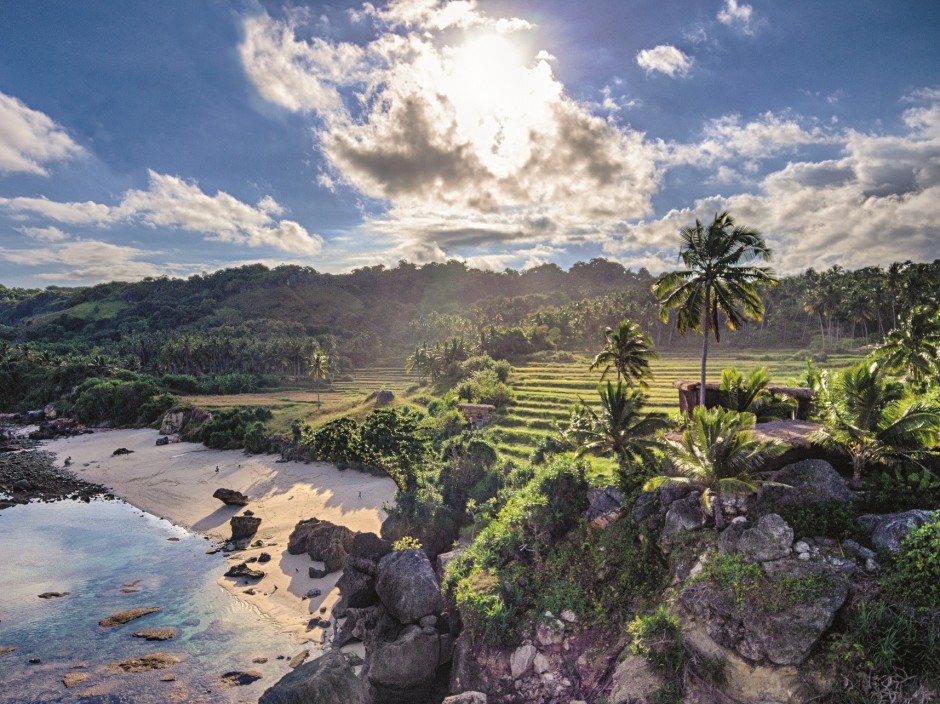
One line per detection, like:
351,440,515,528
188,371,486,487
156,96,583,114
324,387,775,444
1,258,938,372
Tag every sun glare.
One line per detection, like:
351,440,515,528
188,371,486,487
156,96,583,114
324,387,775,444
446,33,552,178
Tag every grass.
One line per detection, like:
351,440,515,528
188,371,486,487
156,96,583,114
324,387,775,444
178,346,865,472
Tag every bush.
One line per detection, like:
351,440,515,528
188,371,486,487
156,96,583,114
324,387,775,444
70,374,164,426
627,607,689,675
778,502,867,543
884,512,940,610
194,407,273,450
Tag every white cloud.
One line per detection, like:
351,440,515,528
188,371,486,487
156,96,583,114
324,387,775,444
0,170,324,255
0,240,167,282
18,225,69,242
604,97,940,273
636,45,692,78
240,8,660,259
670,111,835,167
717,0,755,34
0,92,85,175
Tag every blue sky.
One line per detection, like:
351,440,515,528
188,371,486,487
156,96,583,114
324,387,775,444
1,0,938,287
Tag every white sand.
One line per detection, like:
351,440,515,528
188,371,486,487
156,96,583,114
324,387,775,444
47,428,397,643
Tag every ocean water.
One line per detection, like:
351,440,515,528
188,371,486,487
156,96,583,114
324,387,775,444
0,499,303,703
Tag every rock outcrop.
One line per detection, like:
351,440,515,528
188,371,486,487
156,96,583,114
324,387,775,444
375,549,444,624
287,517,355,573
98,607,161,628
858,509,934,552
258,650,370,704
230,515,262,541
213,487,249,506
719,513,794,562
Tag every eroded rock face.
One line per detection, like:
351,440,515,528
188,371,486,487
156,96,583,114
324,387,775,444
858,510,934,553
719,514,794,563
608,654,664,704
661,492,707,544
679,558,847,666
442,693,487,704
259,651,370,704
375,549,443,624
287,517,355,572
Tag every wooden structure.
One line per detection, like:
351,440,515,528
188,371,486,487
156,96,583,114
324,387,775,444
457,403,497,429
673,380,815,420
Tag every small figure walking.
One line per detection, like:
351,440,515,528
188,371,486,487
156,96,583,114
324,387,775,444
358,491,362,499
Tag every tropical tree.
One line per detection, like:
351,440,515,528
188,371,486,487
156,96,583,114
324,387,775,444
654,211,777,406
589,319,658,388
308,352,330,408
874,306,940,390
565,380,668,488
812,362,940,489
644,406,787,529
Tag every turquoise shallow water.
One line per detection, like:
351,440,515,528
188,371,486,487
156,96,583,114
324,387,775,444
0,499,302,703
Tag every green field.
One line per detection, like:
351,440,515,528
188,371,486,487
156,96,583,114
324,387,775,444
487,347,865,473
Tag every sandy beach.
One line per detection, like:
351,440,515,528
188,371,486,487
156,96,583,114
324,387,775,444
45,428,397,646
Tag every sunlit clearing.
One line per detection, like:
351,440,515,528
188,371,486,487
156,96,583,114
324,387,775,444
445,33,555,178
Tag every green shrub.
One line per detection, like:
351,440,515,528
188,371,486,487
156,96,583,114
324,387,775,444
884,512,940,610
627,607,689,675
195,407,272,450
697,552,762,608
778,502,866,542
70,374,163,426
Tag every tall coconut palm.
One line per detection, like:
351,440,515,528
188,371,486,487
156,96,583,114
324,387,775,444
654,211,777,406
308,352,330,408
644,406,787,529
565,380,668,487
812,362,940,489
874,306,940,391
589,319,659,388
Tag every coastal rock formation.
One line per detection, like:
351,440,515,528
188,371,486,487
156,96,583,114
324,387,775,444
442,693,487,704
258,650,370,704
719,513,794,562
62,672,89,688
375,549,444,624
109,652,180,672
98,607,161,628
220,670,263,686
230,515,262,541
213,487,248,506
287,517,355,573
133,628,176,641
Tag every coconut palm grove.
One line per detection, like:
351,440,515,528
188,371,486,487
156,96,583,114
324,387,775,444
3,218,940,702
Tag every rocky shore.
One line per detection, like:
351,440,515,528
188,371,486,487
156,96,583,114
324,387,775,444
0,447,109,507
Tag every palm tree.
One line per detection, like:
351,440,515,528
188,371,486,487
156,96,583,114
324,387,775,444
812,362,940,489
874,306,940,390
589,319,658,388
718,367,792,422
565,380,668,487
308,352,330,408
654,211,777,406
644,406,787,529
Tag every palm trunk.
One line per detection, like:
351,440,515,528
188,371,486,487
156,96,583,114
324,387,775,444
700,290,711,407
713,495,726,530
851,455,864,490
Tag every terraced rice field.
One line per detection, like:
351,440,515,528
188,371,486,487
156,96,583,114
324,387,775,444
490,347,865,468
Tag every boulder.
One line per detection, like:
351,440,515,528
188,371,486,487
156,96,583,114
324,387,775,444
365,624,441,692
155,436,170,446
510,644,536,678
858,510,934,553
375,549,443,624
608,653,665,704
583,485,624,529
350,531,393,562
109,652,180,672
230,515,262,541
679,558,847,665
133,628,176,641
661,492,707,543
287,518,355,573
288,518,323,554
719,514,793,563
213,488,249,506
758,460,856,512
333,561,378,616
221,670,263,686
225,562,264,580
259,651,370,704
443,693,487,704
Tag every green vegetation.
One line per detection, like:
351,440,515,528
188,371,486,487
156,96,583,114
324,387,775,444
589,318,658,387
884,512,940,610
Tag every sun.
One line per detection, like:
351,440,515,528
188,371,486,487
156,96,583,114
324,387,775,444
444,33,552,177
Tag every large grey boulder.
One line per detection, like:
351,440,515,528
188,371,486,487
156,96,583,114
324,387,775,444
661,492,707,542
758,460,856,512
859,510,934,552
213,487,248,506
258,650,369,704
375,549,443,624
720,514,794,563
364,624,442,692
679,558,847,666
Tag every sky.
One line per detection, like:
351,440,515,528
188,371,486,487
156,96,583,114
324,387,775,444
0,0,939,288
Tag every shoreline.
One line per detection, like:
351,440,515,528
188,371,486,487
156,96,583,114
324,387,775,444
43,428,397,648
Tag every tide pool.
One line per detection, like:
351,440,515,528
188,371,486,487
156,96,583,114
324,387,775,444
0,499,303,703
